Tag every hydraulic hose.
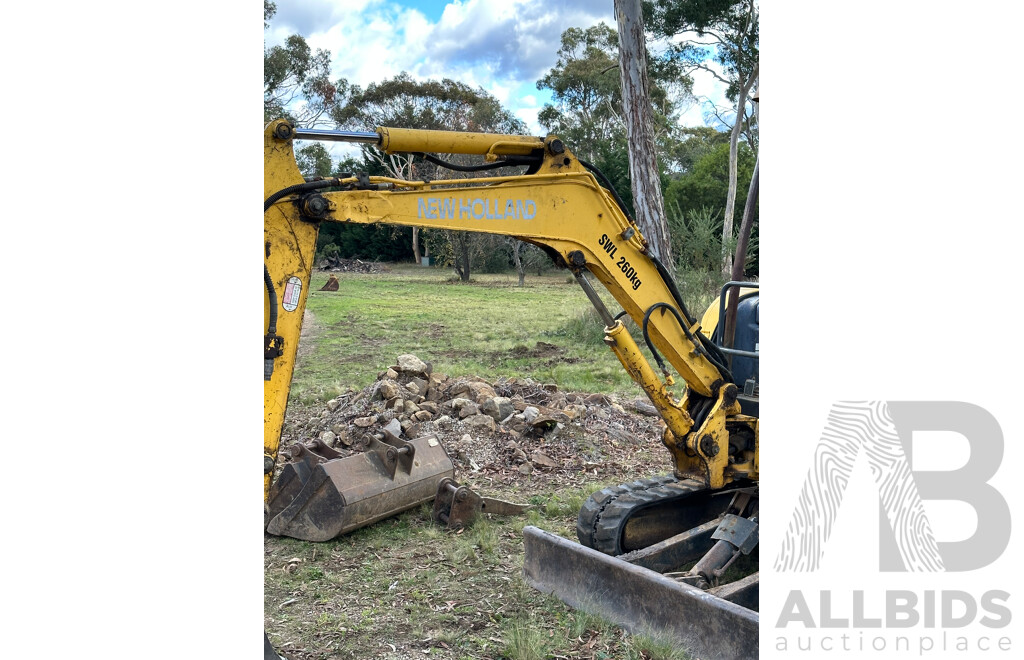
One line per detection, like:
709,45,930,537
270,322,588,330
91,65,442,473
264,265,278,335
263,178,346,334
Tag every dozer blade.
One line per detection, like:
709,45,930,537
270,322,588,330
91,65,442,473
523,526,758,660
266,434,454,542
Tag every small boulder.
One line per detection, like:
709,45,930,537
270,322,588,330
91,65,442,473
396,354,429,376
464,414,496,434
382,418,403,438
379,380,400,400
482,397,515,423
531,450,558,468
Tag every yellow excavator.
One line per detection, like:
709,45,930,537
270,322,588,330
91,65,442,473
264,119,759,658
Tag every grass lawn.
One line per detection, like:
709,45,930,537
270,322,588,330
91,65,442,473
289,264,648,405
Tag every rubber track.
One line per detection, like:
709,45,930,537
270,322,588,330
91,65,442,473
577,475,708,556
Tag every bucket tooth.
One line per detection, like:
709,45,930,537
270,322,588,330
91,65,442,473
265,434,454,542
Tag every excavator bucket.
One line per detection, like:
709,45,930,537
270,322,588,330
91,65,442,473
266,433,454,542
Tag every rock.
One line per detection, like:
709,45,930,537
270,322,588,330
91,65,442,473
353,416,376,427
385,368,399,380
460,434,473,444
412,410,432,422
458,403,480,419
610,403,626,414
513,449,528,462
406,382,421,396
403,400,420,414
504,439,520,451
463,414,496,434
396,354,429,375
319,431,336,445
508,419,529,433
531,450,558,468
382,418,403,438
522,406,540,423
563,404,588,420
518,463,533,475
468,381,497,403
542,383,558,392
326,398,341,412
331,423,346,436
400,419,413,433
482,396,515,422
379,380,400,400
418,401,438,414
448,382,470,397
435,415,452,426
450,397,474,410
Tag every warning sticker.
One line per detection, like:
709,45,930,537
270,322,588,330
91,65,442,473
282,276,302,312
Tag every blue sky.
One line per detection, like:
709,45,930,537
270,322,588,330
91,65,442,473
266,0,729,137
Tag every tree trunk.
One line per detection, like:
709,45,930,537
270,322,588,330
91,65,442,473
721,64,758,276
458,236,471,282
614,0,672,265
723,157,759,351
412,227,421,264
509,239,526,287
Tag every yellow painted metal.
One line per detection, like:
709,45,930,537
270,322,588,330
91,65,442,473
699,286,757,338
377,127,545,157
603,321,693,438
263,120,321,501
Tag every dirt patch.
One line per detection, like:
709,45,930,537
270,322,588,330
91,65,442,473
296,309,320,361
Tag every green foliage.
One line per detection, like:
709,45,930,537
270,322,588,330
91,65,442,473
295,143,333,178
666,125,731,174
333,72,524,135
315,224,413,263
646,0,759,105
664,141,758,277
536,24,693,224
264,12,349,126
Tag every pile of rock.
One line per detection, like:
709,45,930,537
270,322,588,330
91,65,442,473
283,354,665,482
317,256,391,273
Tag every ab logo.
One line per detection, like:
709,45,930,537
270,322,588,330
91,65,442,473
775,401,1010,572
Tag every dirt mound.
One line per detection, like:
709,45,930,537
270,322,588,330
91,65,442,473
278,354,667,490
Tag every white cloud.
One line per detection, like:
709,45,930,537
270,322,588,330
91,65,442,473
268,0,733,141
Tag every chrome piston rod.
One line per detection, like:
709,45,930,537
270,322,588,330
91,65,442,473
292,128,381,144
